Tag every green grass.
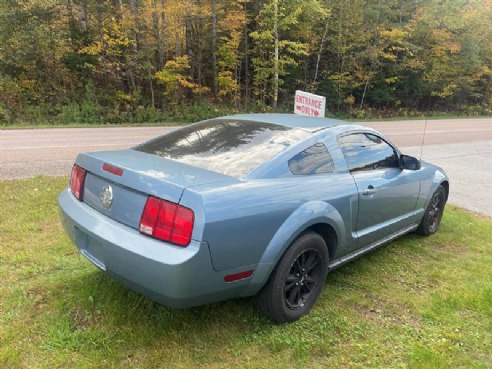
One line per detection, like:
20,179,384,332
351,113,492,122
1,121,184,130
1,177,491,369
2,113,490,130
0,101,240,129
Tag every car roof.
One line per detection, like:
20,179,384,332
219,113,350,132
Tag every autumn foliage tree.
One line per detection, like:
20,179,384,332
0,0,490,124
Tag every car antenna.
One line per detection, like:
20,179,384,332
419,94,432,161
419,117,428,161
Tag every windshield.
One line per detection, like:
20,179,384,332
134,119,311,177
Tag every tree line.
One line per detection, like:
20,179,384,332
0,0,491,125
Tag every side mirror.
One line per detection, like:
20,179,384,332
400,154,421,171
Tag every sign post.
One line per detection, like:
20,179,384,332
294,90,326,118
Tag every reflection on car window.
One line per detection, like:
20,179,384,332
288,143,334,175
134,119,311,178
339,133,399,172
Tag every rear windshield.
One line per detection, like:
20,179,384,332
134,119,311,177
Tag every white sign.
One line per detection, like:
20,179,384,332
294,90,326,118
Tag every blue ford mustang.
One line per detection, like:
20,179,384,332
58,113,449,323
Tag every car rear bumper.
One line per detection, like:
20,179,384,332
58,188,254,308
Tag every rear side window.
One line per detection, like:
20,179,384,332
134,119,310,178
338,133,399,172
288,143,335,175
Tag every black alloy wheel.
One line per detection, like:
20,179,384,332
428,191,443,232
417,185,447,236
284,249,323,310
255,231,329,323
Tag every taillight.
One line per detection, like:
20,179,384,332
139,196,194,247
70,165,86,201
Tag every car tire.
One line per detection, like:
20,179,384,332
417,185,447,236
255,231,329,323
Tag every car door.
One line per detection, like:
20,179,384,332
338,132,420,248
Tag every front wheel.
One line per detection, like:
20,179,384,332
417,185,447,236
255,231,329,323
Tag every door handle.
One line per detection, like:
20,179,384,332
362,185,376,196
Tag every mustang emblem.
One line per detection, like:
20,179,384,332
100,185,113,209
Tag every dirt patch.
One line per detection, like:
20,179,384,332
68,307,102,329
27,286,49,314
354,295,421,329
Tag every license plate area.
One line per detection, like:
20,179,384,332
75,227,106,271
82,172,147,230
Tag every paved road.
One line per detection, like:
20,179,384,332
1,126,165,180
402,141,491,216
1,118,491,215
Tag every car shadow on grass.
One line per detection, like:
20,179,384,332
62,233,418,307
44,264,269,352
42,230,436,358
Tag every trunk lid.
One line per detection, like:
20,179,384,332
76,149,239,230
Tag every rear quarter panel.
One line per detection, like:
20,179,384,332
181,174,358,272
